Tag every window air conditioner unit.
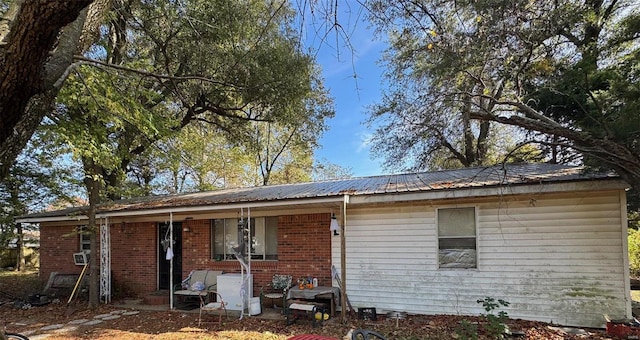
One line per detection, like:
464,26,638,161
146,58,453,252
73,252,90,266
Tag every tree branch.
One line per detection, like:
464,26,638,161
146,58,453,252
73,56,246,89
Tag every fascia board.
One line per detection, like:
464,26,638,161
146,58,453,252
347,180,628,205
16,196,346,223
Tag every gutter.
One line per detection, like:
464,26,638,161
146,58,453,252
15,196,346,223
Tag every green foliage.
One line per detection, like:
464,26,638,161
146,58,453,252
629,228,640,277
455,319,479,340
454,297,511,339
477,297,510,339
46,0,334,199
366,0,640,184
312,158,353,181
139,123,256,193
0,129,80,228
366,0,548,172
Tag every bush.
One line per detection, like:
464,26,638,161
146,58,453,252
478,297,510,339
629,228,640,277
455,297,510,339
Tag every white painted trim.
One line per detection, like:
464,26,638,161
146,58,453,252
16,180,625,224
349,180,628,205
620,190,632,318
435,206,478,270
16,215,87,223
16,197,346,223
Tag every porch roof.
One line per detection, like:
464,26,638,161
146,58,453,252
16,162,625,223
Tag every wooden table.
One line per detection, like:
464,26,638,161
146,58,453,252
287,286,340,316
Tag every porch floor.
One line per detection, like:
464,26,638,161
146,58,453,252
113,297,286,321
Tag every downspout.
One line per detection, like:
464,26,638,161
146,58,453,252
340,194,349,322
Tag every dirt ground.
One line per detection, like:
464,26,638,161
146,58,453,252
0,270,617,339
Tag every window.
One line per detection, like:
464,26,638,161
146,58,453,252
438,207,477,268
211,217,278,260
78,226,91,252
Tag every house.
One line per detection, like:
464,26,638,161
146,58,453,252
16,163,630,327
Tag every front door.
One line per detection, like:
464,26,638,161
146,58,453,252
158,222,182,290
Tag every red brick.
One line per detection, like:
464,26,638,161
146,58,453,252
39,213,335,299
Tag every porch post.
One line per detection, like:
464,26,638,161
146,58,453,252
99,217,111,303
169,212,174,310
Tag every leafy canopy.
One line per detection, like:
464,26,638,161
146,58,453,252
366,0,640,183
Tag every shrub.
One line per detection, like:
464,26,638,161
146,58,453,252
455,319,479,340
629,228,640,277
477,297,510,339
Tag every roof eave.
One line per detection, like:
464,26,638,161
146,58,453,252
348,178,628,205
15,196,348,223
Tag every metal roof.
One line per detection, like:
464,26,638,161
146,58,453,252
18,163,622,220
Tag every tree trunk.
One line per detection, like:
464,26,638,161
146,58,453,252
15,222,23,271
83,160,102,308
0,0,93,180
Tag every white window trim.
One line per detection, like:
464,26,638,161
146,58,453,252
436,206,479,270
211,217,278,261
78,225,91,253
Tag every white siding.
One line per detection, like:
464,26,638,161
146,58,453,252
332,190,629,327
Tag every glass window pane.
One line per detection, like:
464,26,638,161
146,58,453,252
212,217,278,261
212,219,225,259
265,217,278,260
225,219,238,259
438,207,477,268
251,218,265,259
438,207,475,237
79,226,91,251
439,237,476,249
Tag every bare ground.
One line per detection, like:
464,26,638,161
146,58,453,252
0,270,616,339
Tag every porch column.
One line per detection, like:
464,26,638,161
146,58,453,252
169,212,174,310
100,217,111,303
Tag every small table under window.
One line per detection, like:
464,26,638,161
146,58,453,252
287,286,340,316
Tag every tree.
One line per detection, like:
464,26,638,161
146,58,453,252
0,130,79,271
312,158,353,181
249,73,333,185
629,228,640,277
48,0,333,306
137,124,256,194
253,122,315,185
0,0,113,181
366,0,531,171
365,0,640,184
57,0,334,196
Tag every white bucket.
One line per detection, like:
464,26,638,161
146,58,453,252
249,297,261,315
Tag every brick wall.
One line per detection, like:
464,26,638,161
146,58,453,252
39,212,334,299
181,219,211,270
39,222,157,297
110,222,157,296
183,213,333,297
40,225,86,281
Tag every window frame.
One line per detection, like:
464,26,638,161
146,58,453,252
211,217,278,261
78,225,91,253
436,206,478,269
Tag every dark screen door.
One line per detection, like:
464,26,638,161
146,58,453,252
158,222,182,290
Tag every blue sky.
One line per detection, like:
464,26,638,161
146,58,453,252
304,9,388,178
